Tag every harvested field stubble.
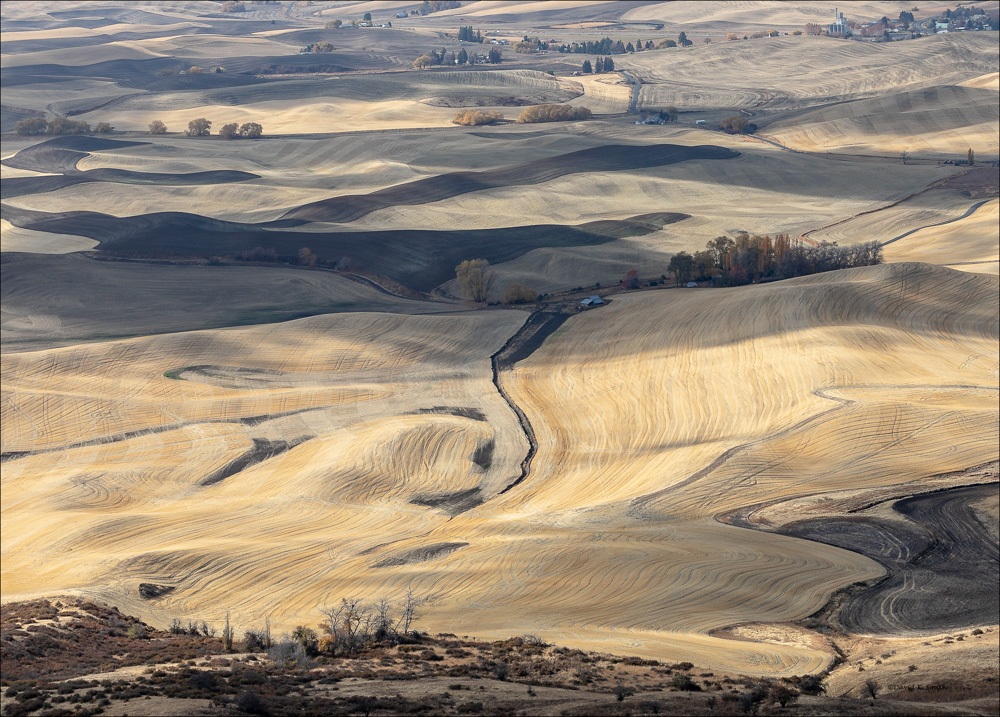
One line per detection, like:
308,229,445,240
2,263,995,677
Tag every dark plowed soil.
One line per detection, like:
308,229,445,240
1,136,258,193
2,169,258,198
2,206,685,291
2,136,147,172
282,143,738,223
200,437,300,486
371,542,469,568
782,482,999,634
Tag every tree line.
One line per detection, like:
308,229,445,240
667,234,883,286
414,46,501,67
516,104,592,123
14,116,113,136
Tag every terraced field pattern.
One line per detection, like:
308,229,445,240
2,0,998,684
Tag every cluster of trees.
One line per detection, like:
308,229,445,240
514,37,549,53
580,56,616,73
220,1,246,11
503,282,538,304
454,260,538,304
557,33,700,54
420,0,461,14
219,122,264,139
457,25,483,42
668,234,884,286
719,115,757,134
452,109,503,126
301,41,335,53
142,118,263,138
556,37,629,54
516,104,592,123
14,116,112,136
414,46,500,67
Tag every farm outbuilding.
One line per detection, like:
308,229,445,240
580,295,604,308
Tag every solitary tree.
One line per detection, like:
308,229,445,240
967,147,975,166
186,117,212,136
239,122,263,138
488,46,502,63
219,122,240,139
149,119,167,134
413,54,435,68
456,258,494,301
326,19,342,28
669,251,694,285
901,149,909,164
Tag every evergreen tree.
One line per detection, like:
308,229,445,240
604,55,614,71
457,48,468,64
595,56,604,73
625,42,635,52
582,59,592,73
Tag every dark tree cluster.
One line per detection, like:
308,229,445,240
415,46,495,66
419,0,461,14
301,41,335,53
719,115,757,134
457,25,483,42
582,56,616,73
556,37,628,54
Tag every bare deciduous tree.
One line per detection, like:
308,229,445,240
456,259,494,302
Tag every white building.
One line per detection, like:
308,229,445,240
829,7,850,35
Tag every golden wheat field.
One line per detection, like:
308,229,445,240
2,0,999,690
3,263,997,676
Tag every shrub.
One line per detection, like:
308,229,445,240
235,691,267,714
13,117,47,136
516,104,592,124
503,282,538,304
452,110,503,126
149,119,168,134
